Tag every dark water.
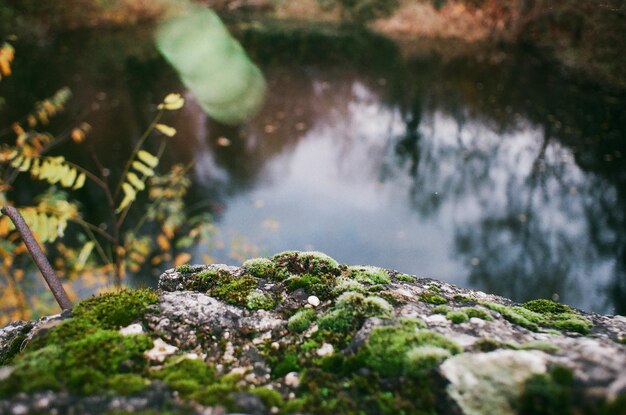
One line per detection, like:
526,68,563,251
2,25,625,314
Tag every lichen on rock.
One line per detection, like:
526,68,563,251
0,250,625,414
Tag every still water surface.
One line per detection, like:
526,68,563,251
4,26,625,314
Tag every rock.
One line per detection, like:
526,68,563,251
0,251,625,414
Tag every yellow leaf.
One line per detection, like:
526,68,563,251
155,123,177,137
158,93,184,110
157,234,170,251
73,172,86,190
174,252,191,267
17,157,31,172
126,172,145,191
116,183,137,212
137,150,159,168
10,155,23,169
61,167,77,187
132,160,155,177
76,242,94,270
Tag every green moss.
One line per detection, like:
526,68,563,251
250,387,284,408
273,251,340,276
0,330,152,397
72,288,159,330
473,338,511,352
394,273,416,283
617,337,626,344
348,266,391,285
106,373,148,395
287,273,337,299
523,299,573,315
359,325,462,377
245,290,276,310
552,318,592,334
405,346,451,376
332,277,367,295
518,365,574,415
288,308,317,333
175,264,192,273
186,269,257,307
483,302,540,331
26,318,97,351
427,284,442,293
483,299,592,334
431,305,452,314
453,294,478,303
518,341,560,353
318,292,393,333
191,373,242,409
419,292,448,305
243,257,276,279
398,317,427,329
152,358,215,398
273,352,300,377
461,307,494,321
446,311,469,324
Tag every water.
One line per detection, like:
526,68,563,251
2,25,625,314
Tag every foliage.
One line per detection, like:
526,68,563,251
0,43,214,323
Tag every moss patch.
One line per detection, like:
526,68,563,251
0,330,152,396
348,266,391,285
419,292,448,305
72,288,159,330
287,273,337,299
359,325,462,377
245,290,277,311
273,251,340,277
446,311,469,324
318,292,393,333
243,257,277,279
288,308,317,333
518,365,574,415
185,269,257,307
484,300,592,334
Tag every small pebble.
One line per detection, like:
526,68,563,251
316,343,334,357
119,323,144,336
307,295,321,307
285,372,300,388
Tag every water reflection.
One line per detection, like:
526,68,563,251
3,26,624,314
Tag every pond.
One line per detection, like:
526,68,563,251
2,21,625,315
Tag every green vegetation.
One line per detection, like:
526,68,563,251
318,291,393,333
358,325,462,376
0,330,152,396
288,308,317,332
243,257,276,279
348,266,391,285
446,310,469,324
483,300,592,334
518,365,574,415
431,305,452,315
72,288,158,329
394,273,417,283
287,273,338,299
185,268,257,307
419,292,448,305
461,307,494,321
175,264,192,273
273,251,340,277
245,290,276,311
